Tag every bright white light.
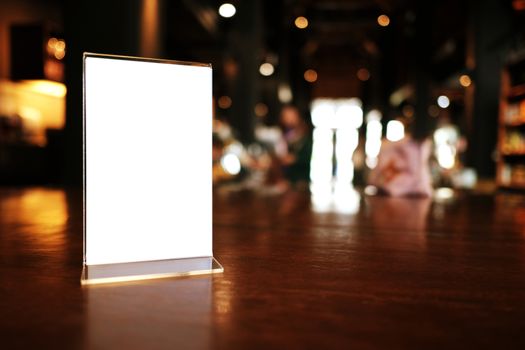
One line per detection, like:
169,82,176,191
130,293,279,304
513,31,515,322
311,98,362,129
218,3,236,18
347,97,362,107
365,120,382,157
259,62,274,76
310,128,334,183
310,182,360,214
335,105,363,129
433,128,449,144
434,187,454,200
278,83,293,103
365,157,378,168
333,182,360,214
335,128,358,183
224,141,243,156
386,120,404,142
451,168,477,189
433,126,458,169
221,153,241,175
311,100,336,129
310,98,363,185
365,119,382,168
366,109,382,122
364,185,378,196
310,182,333,213
437,95,450,108
84,55,213,265
436,144,455,169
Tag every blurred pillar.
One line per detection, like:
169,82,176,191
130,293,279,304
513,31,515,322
63,0,165,185
467,0,510,178
277,10,291,121
229,0,262,143
463,11,475,146
413,1,433,140
140,0,165,58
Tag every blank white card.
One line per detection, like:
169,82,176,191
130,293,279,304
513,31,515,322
84,54,212,265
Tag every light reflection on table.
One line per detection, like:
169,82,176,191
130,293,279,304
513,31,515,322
85,277,213,350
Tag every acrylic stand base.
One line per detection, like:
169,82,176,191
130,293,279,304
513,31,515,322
81,256,223,285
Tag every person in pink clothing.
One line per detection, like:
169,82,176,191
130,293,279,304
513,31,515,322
368,137,433,197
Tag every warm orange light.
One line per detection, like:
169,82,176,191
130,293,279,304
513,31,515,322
47,37,58,49
218,96,232,109
54,50,65,60
2,189,68,244
295,16,308,29
55,40,66,51
0,80,66,145
21,80,67,98
459,74,472,87
402,105,414,118
377,14,390,27
254,103,268,117
304,69,318,83
47,38,66,60
357,68,370,81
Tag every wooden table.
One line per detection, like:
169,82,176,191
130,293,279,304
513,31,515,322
1,187,525,349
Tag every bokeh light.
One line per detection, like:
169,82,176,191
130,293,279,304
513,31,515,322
254,103,268,117
221,153,241,175
386,120,404,142
377,14,390,27
218,3,236,18
459,74,472,87
357,68,370,81
259,63,274,76
294,16,309,29
437,95,450,108
218,96,232,109
304,69,318,83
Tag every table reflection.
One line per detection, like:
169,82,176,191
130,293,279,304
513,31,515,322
85,277,212,349
0,187,67,237
0,188,71,269
366,195,432,232
310,182,361,214
365,195,432,253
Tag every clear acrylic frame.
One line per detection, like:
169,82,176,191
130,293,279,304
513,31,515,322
81,53,223,285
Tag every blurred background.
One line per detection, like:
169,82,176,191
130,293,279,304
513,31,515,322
1,0,525,193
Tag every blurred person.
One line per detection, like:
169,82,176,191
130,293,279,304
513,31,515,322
368,125,433,197
279,105,313,187
212,118,243,185
253,123,287,188
212,135,233,184
432,113,473,188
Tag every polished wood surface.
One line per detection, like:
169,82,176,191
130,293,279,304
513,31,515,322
1,187,525,349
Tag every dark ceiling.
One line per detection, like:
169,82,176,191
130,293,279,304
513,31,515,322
166,0,472,94
160,0,525,134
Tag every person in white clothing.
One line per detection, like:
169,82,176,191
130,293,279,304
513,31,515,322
368,137,433,197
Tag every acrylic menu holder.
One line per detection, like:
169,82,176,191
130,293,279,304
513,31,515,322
81,53,223,285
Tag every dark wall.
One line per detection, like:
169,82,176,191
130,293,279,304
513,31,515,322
63,0,142,185
468,0,512,178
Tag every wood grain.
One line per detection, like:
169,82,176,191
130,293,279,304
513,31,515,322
1,187,524,349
